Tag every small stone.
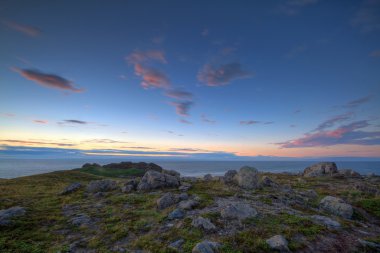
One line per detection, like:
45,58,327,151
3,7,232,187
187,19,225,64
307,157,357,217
192,217,216,231
178,199,199,210
60,182,82,195
220,202,257,220
319,196,353,219
266,235,290,252
121,185,134,193
192,240,221,253
70,213,91,227
157,192,178,210
0,206,26,226
178,193,189,201
168,209,185,219
87,179,118,193
169,239,185,251
310,215,341,229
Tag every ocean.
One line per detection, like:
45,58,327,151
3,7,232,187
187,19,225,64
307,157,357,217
0,158,379,179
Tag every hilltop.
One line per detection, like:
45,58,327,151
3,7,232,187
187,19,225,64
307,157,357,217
0,162,379,253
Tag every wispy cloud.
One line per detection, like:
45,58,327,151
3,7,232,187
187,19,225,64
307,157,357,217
13,68,83,92
33,120,48,124
198,62,251,86
63,119,87,124
0,139,75,147
277,0,318,16
344,95,372,108
313,112,354,131
82,138,129,144
369,50,380,57
3,20,41,37
240,120,260,125
201,114,216,124
351,0,380,33
126,50,167,64
179,119,192,124
1,113,15,117
285,45,308,58
278,120,380,148
134,64,170,89
165,89,193,100
170,101,193,117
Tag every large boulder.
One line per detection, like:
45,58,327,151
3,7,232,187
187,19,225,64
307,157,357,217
234,166,259,189
60,182,82,195
0,206,26,226
266,235,290,253
192,240,221,253
157,192,178,210
319,196,353,219
223,170,237,184
137,170,180,191
303,162,338,177
86,179,118,192
191,217,216,231
220,202,257,221
338,169,361,178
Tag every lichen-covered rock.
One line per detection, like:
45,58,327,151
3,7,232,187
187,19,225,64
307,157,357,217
223,170,237,184
191,217,216,231
234,166,259,189
310,215,341,229
220,202,257,220
178,199,199,210
266,235,290,252
0,206,26,226
137,170,180,191
60,182,82,195
86,179,118,192
192,240,221,253
319,196,353,219
303,162,338,177
157,192,178,210
168,209,185,219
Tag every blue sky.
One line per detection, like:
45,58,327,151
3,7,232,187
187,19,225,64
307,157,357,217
1,0,380,159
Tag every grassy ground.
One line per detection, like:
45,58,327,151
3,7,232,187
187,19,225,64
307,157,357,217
74,165,145,178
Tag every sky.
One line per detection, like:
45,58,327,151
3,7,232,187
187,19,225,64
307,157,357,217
1,0,380,160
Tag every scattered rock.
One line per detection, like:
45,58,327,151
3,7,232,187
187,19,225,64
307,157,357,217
303,162,338,177
162,169,180,178
168,209,185,220
310,215,341,229
60,182,82,195
137,170,180,191
338,169,361,178
223,170,237,184
121,185,134,193
70,213,92,227
179,182,192,192
192,217,216,231
178,193,189,201
0,206,26,226
319,196,353,219
178,199,199,210
266,235,290,252
182,176,198,183
157,192,178,210
192,240,221,253
234,166,259,189
87,179,118,193
358,239,380,251
204,174,213,181
260,176,279,188
169,239,184,251
220,202,257,220
352,183,379,195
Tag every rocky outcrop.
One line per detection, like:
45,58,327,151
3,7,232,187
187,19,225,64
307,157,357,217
121,179,138,193
220,202,257,220
310,215,341,229
157,192,178,210
191,217,216,231
137,170,180,191
102,161,162,172
266,235,290,253
0,206,26,226
303,162,338,177
260,176,279,188
192,240,221,253
319,196,353,219
86,179,118,193
60,182,82,195
338,169,361,178
234,166,259,189
223,170,237,184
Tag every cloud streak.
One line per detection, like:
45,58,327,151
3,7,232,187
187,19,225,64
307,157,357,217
13,68,83,92
278,120,380,148
313,112,353,131
170,101,193,117
165,89,193,100
134,64,170,89
198,62,251,86
344,95,372,108
3,20,41,37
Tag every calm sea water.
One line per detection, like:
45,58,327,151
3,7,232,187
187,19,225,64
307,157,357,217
0,158,379,179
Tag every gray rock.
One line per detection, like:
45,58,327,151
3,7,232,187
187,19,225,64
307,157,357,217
137,170,180,191
204,174,213,181
0,206,26,226
310,215,341,229
168,209,185,219
162,169,181,178
319,196,353,219
260,176,279,188
87,179,118,193
223,170,237,184
121,185,134,193
191,217,216,231
220,202,257,220
234,166,259,189
179,182,192,192
192,240,221,253
358,239,380,251
178,193,189,201
70,213,91,227
169,239,184,251
178,199,199,210
338,169,361,178
266,235,290,252
303,162,338,177
60,182,82,195
157,192,178,210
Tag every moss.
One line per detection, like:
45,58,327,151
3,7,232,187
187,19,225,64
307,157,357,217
356,198,380,218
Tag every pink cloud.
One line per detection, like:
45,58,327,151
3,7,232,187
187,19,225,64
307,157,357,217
127,50,167,64
134,64,170,89
13,68,83,92
4,21,41,37
179,119,192,124
198,62,251,86
165,89,193,100
33,120,48,124
170,101,193,116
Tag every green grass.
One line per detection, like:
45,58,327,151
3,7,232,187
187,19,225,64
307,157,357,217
357,198,380,219
75,165,145,178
